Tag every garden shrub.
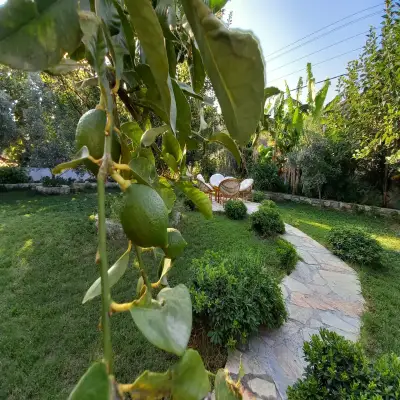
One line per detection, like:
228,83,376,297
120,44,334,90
41,176,71,187
190,251,287,348
0,167,29,184
250,208,285,237
251,160,285,192
252,190,265,202
224,199,247,220
277,239,297,274
328,227,382,266
260,199,277,209
287,329,400,399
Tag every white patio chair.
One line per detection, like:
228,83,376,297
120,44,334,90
239,178,254,200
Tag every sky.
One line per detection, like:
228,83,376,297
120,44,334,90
224,0,383,101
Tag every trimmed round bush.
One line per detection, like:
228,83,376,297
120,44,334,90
224,199,247,220
190,251,287,348
0,167,29,184
277,239,297,274
252,190,265,202
328,227,382,266
250,208,285,237
260,199,277,209
287,329,400,399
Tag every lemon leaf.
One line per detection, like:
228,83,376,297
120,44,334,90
68,362,110,400
209,131,242,166
181,0,264,145
82,245,131,304
141,125,169,146
52,146,90,175
176,181,212,219
130,284,192,355
129,157,157,186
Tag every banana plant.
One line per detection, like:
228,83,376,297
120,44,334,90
0,0,265,398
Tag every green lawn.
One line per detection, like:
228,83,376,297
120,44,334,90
278,202,400,359
0,191,283,400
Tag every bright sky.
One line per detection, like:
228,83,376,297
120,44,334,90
224,0,383,100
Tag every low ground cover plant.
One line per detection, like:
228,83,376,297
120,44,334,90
190,251,287,348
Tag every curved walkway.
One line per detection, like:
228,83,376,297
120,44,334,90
212,201,365,400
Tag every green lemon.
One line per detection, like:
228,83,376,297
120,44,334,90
120,184,168,248
75,109,121,174
162,228,187,259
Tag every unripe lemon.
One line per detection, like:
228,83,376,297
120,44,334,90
75,109,121,174
163,228,187,259
120,184,168,248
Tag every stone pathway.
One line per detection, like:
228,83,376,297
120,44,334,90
211,201,365,400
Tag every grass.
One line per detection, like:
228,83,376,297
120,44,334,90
277,202,400,359
0,191,283,399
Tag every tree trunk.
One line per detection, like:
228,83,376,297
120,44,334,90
383,162,389,208
318,186,322,208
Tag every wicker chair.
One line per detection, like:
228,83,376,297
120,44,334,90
239,178,254,200
218,178,240,204
197,174,214,199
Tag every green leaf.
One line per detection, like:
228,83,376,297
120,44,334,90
163,131,182,162
139,147,156,165
141,125,169,147
0,0,81,71
68,362,110,400
158,257,173,282
264,86,281,105
82,245,131,304
124,370,171,398
176,81,203,101
166,39,177,78
208,0,229,12
171,349,210,400
209,132,242,166
126,0,177,133
181,0,264,145
189,39,205,93
79,11,112,111
215,369,242,400
285,81,294,116
121,121,143,148
136,63,157,88
130,284,192,355
101,20,123,84
129,157,157,186
95,0,120,36
313,79,331,120
175,181,212,219
162,153,179,173
52,146,90,174
172,80,192,147
156,187,176,212
112,0,136,67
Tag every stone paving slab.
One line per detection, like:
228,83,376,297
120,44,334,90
211,200,365,399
